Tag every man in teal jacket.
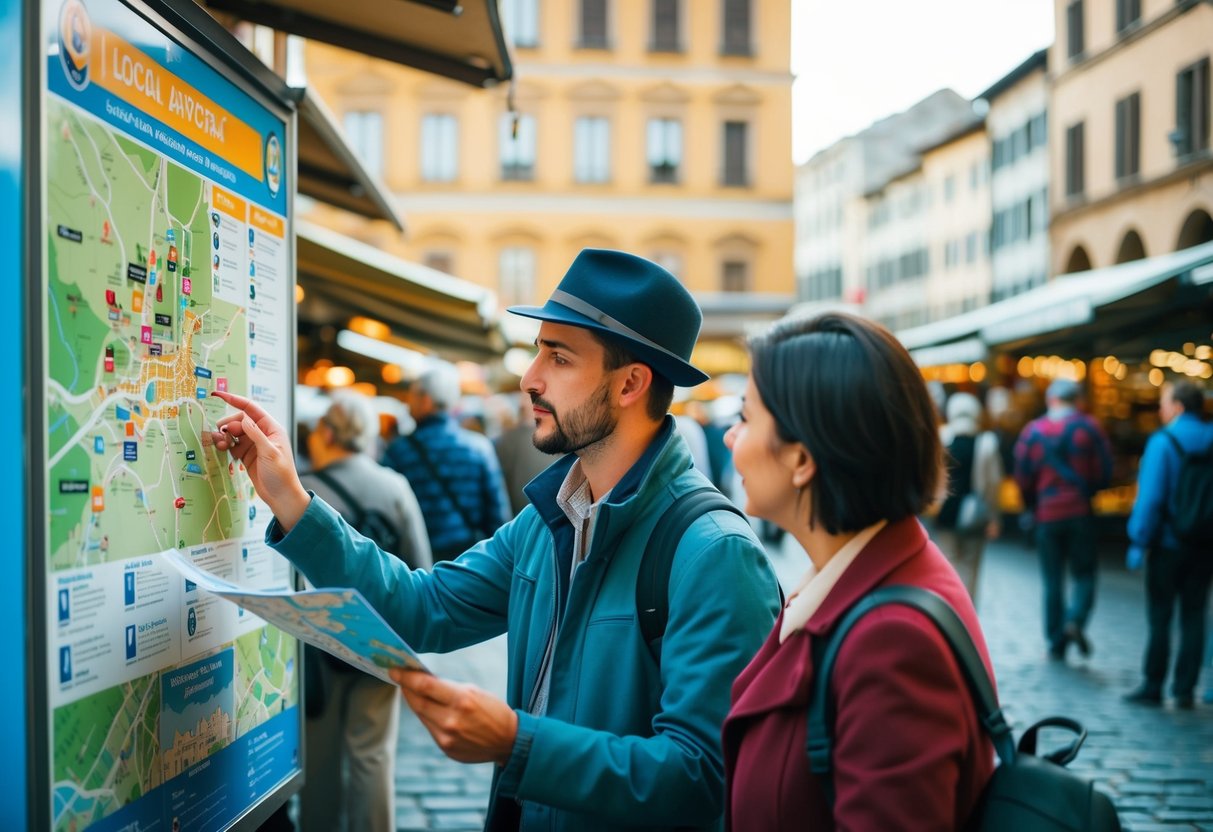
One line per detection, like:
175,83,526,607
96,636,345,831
211,249,781,831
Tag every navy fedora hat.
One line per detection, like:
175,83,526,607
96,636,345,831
508,249,709,387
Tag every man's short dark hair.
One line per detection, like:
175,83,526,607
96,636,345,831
590,330,675,421
1170,380,1205,416
748,312,943,535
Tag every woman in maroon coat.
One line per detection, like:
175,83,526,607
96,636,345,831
722,313,997,830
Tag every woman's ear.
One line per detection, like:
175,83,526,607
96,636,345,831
786,442,816,490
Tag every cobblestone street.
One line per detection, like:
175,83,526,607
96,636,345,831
390,532,1213,831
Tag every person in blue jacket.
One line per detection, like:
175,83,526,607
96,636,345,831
1125,379,1213,708
211,249,782,831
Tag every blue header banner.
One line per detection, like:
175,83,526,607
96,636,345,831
45,0,288,215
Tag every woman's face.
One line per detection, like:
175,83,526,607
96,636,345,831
724,376,801,526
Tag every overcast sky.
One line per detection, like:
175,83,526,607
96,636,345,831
791,0,1055,163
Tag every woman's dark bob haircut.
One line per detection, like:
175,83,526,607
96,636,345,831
748,312,943,535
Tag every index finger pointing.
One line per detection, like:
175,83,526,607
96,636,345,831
210,390,271,424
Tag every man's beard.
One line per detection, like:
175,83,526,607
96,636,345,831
531,380,617,455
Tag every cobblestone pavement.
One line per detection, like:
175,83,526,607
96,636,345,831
390,533,1213,831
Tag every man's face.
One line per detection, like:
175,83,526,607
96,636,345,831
520,322,620,455
406,384,433,421
1160,385,1181,425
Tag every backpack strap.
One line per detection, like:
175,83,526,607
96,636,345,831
805,585,1016,807
311,467,368,530
636,486,747,663
406,435,484,539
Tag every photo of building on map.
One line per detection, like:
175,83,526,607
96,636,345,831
160,649,235,780
46,99,249,572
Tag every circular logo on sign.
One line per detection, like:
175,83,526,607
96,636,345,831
59,0,92,91
265,132,282,197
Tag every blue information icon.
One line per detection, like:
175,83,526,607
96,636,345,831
124,571,135,606
59,646,72,684
125,624,137,660
58,589,70,623
187,606,197,637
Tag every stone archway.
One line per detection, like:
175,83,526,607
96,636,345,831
1063,245,1092,274
1176,209,1213,250
1115,229,1147,264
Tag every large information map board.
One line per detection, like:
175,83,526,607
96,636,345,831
39,2,300,829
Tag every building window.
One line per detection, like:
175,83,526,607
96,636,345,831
420,114,459,182
651,0,680,52
1066,0,1084,59
650,251,683,278
499,113,537,181
343,110,384,180
1115,92,1141,180
579,0,608,48
424,251,454,274
1115,0,1140,34
499,247,536,307
646,118,682,184
966,231,978,263
1176,58,1211,158
1065,121,1085,197
722,121,749,186
943,175,956,202
574,116,611,183
721,259,750,292
503,0,540,47
721,0,752,56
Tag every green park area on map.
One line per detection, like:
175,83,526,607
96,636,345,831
51,676,161,831
45,98,249,570
236,625,298,735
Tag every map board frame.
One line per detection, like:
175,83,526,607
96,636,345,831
28,1,302,829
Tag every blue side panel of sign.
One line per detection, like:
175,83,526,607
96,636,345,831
0,0,27,827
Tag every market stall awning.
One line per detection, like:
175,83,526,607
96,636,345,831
898,240,1213,363
293,88,403,229
204,0,512,87
295,220,505,362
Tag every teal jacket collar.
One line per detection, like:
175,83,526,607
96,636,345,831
523,416,688,552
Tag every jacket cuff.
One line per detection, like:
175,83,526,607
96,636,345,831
495,709,536,798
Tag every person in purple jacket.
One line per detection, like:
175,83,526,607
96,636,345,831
1013,378,1114,661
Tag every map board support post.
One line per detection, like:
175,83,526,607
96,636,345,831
29,2,303,828
3,0,29,826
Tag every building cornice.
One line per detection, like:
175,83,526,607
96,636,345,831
393,191,794,220
511,62,794,87
1050,154,1213,225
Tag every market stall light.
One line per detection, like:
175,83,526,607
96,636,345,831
1102,356,1119,374
1149,368,1165,387
348,316,391,341
968,362,987,383
1183,342,1196,356
295,284,305,303
324,366,356,387
1017,356,1035,378
351,382,378,397
1114,364,1127,381
1202,364,1213,379
1197,345,1212,360
1149,349,1168,367
1073,360,1087,381
1184,359,1206,377
381,363,403,384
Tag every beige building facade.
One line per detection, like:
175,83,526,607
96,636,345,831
301,0,794,368
1050,0,1213,275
